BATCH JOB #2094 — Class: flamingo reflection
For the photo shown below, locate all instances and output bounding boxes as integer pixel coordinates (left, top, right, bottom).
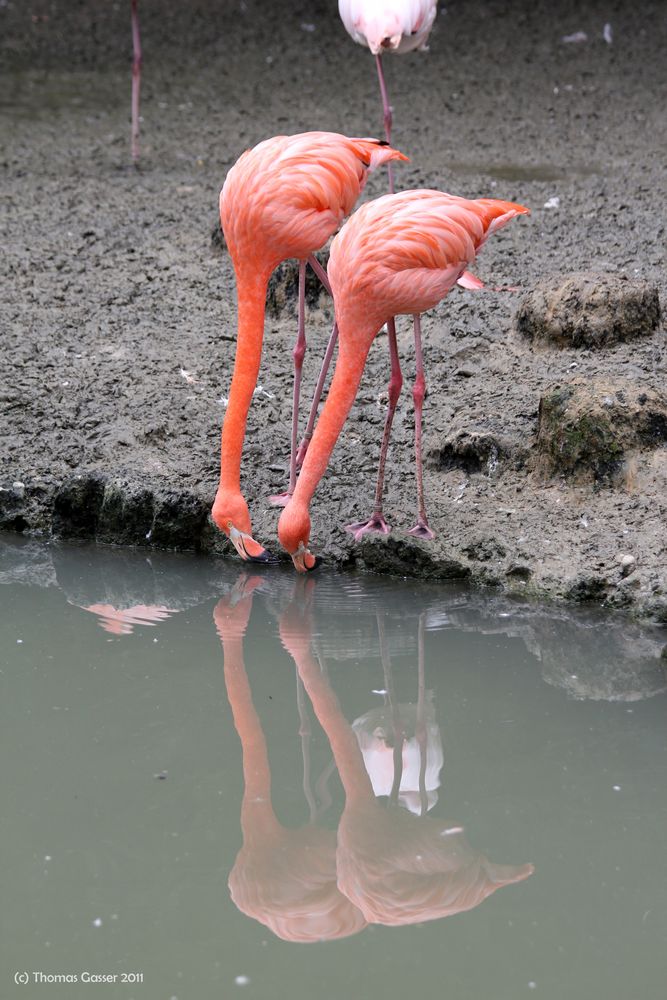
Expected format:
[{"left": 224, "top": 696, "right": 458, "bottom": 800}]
[
  {"left": 214, "top": 575, "right": 367, "bottom": 942},
  {"left": 279, "top": 580, "right": 534, "bottom": 927},
  {"left": 352, "top": 612, "right": 443, "bottom": 815},
  {"left": 81, "top": 603, "right": 177, "bottom": 635}
]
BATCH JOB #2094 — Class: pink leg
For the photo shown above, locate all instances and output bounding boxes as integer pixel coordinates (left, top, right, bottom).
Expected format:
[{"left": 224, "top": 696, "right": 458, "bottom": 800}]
[
  {"left": 306, "top": 253, "right": 331, "bottom": 296},
  {"left": 295, "top": 320, "right": 338, "bottom": 468},
  {"left": 346, "top": 318, "right": 402, "bottom": 540},
  {"left": 375, "top": 53, "right": 394, "bottom": 194},
  {"left": 131, "top": 0, "right": 141, "bottom": 165},
  {"left": 294, "top": 253, "right": 336, "bottom": 468},
  {"left": 408, "top": 314, "right": 435, "bottom": 539},
  {"left": 269, "top": 260, "right": 307, "bottom": 506}
]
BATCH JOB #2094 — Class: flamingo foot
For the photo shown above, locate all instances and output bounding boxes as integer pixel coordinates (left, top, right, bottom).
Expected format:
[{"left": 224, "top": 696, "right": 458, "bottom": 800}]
[
  {"left": 346, "top": 514, "right": 392, "bottom": 542},
  {"left": 268, "top": 492, "right": 292, "bottom": 508},
  {"left": 408, "top": 521, "right": 435, "bottom": 541}
]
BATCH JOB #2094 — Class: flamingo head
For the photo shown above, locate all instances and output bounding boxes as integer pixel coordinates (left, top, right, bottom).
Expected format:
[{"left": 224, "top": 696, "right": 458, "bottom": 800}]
[
  {"left": 278, "top": 502, "right": 321, "bottom": 574},
  {"left": 211, "top": 488, "right": 274, "bottom": 564}
]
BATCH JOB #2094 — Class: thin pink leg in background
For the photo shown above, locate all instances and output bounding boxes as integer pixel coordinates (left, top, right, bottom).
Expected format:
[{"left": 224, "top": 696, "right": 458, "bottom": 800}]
[{"left": 131, "top": 0, "right": 142, "bottom": 164}]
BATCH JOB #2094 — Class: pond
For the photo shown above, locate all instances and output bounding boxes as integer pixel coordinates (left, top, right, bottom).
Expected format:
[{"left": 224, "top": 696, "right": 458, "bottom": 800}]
[{"left": 1, "top": 537, "right": 666, "bottom": 999}]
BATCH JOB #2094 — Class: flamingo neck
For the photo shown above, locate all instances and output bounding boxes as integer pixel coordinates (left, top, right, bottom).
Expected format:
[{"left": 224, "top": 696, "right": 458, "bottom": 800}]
[
  {"left": 222, "top": 644, "right": 281, "bottom": 836},
  {"left": 291, "top": 330, "right": 375, "bottom": 509},
  {"left": 219, "top": 266, "right": 271, "bottom": 493},
  {"left": 294, "top": 650, "right": 376, "bottom": 805}
]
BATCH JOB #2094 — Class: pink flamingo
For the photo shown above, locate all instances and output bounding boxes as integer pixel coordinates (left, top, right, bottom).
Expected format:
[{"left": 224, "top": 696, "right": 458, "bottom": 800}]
[
  {"left": 211, "top": 132, "right": 407, "bottom": 564},
  {"left": 130, "top": 1, "right": 141, "bottom": 164},
  {"left": 338, "top": 1, "right": 437, "bottom": 194},
  {"left": 278, "top": 190, "right": 529, "bottom": 570}
]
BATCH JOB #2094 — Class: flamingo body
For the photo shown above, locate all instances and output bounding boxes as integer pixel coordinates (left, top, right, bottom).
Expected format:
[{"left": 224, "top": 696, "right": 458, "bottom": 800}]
[
  {"left": 339, "top": 0, "right": 437, "bottom": 55},
  {"left": 211, "top": 132, "right": 407, "bottom": 562},
  {"left": 278, "top": 190, "right": 529, "bottom": 567}
]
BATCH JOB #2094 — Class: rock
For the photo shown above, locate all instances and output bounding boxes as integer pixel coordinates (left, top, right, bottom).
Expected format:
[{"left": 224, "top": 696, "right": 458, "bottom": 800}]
[
  {"left": 52, "top": 473, "right": 106, "bottom": 539},
  {"left": 97, "top": 479, "right": 156, "bottom": 546},
  {"left": 266, "top": 250, "right": 330, "bottom": 317},
  {"left": 357, "top": 533, "right": 471, "bottom": 582},
  {"left": 618, "top": 553, "right": 637, "bottom": 577},
  {"left": 535, "top": 380, "right": 667, "bottom": 482},
  {"left": 428, "top": 429, "right": 523, "bottom": 475},
  {"left": 515, "top": 272, "right": 661, "bottom": 348}
]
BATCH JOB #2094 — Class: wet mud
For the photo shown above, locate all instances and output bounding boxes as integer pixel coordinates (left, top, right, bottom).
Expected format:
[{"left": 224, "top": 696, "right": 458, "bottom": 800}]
[{"left": 1, "top": 0, "right": 666, "bottom": 621}]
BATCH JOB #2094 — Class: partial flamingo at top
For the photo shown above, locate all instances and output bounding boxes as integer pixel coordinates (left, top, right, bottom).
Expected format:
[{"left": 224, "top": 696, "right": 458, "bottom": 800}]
[{"left": 339, "top": 0, "right": 438, "bottom": 55}]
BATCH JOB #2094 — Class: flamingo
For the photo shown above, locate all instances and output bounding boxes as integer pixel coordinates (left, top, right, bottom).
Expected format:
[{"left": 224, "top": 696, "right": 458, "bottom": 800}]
[
  {"left": 278, "top": 190, "right": 529, "bottom": 570},
  {"left": 211, "top": 131, "right": 407, "bottom": 564},
  {"left": 338, "top": 1, "right": 438, "bottom": 194},
  {"left": 214, "top": 578, "right": 367, "bottom": 942},
  {"left": 130, "top": 1, "right": 141, "bottom": 164},
  {"left": 280, "top": 584, "right": 534, "bottom": 927}
]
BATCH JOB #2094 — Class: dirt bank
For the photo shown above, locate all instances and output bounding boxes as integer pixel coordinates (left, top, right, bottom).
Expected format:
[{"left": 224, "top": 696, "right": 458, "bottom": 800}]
[{"left": 1, "top": 0, "right": 666, "bottom": 621}]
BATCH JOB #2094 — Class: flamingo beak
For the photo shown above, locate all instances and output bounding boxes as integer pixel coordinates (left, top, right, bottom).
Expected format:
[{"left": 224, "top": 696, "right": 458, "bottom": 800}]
[
  {"left": 229, "top": 525, "right": 276, "bottom": 564},
  {"left": 291, "top": 542, "right": 322, "bottom": 574}
]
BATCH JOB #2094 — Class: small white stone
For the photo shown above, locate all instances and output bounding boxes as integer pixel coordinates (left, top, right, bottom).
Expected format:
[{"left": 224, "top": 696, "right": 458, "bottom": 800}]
[
  {"left": 613, "top": 785, "right": 621, "bottom": 791},
  {"left": 92, "top": 918, "right": 103, "bottom": 927},
  {"left": 235, "top": 975, "right": 250, "bottom": 986}
]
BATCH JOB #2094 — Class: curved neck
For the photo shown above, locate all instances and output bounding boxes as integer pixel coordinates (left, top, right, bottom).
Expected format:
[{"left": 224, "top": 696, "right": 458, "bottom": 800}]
[
  {"left": 291, "top": 330, "right": 375, "bottom": 508},
  {"left": 286, "top": 629, "right": 375, "bottom": 806},
  {"left": 221, "top": 634, "right": 281, "bottom": 836},
  {"left": 219, "top": 266, "right": 271, "bottom": 493}
]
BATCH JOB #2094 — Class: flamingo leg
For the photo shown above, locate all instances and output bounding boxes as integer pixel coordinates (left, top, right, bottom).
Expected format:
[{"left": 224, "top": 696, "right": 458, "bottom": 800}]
[
  {"left": 377, "top": 614, "right": 404, "bottom": 804},
  {"left": 271, "top": 255, "right": 338, "bottom": 501},
  {"left": 408, "top": 314, "right": 435, "bottom": 539},
  {"left": 346, "top": 318, "right": 402, "bottom": 540},
  {"left": 375, "top": 53, "right": 394, "bottom": 193},
  {"left": 415, "top": 612, "right": 429, "bottom": 817},
  {"left": 293, "top": 253, "right": 338, "bottom": 468},
  {"left": 130, "top": 0, "right": 141, "bottom": 165},
  {"left": 270, "top": 260, "right": 307, "bottom": 506}
]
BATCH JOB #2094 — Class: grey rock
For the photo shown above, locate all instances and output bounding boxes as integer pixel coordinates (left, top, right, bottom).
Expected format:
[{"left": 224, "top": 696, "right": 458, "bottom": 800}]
[
  {"left": 535, "top": 380, "right": 667, "bottom": 482},
  {"left": 515, "top": 272, "right": 661, "bottom": 348}
]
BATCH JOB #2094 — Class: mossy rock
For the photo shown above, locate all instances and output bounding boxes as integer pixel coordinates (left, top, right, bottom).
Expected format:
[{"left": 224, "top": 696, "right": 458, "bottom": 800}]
[
  {"left": 515, "top": 272, "right": 661, "bottom": 348},
  {"left": 266, "top": 250, "right": 330, "bottom": 317},
  {"left": 536, "top": 380, "right": 667, "bottom": 482}
]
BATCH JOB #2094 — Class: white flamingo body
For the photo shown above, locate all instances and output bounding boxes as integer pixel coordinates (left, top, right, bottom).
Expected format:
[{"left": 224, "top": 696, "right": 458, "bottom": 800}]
[{"left": 338, "top": 0, "right": 437, "bottom": 55}]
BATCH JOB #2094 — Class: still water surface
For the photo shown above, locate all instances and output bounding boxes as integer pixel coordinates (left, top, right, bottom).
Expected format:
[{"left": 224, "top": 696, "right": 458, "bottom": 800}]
[{"left": 1, "top": 538, "right": 666, "bottom": 999}]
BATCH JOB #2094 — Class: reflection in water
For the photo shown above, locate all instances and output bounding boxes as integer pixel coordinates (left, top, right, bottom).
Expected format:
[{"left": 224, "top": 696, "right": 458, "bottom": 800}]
[
  {"left": 352, "top": 614, "right": 443, "bottom": 815},
  {"left": 81, "top": 603, "right": 177, "bottom": 635},
  {"left": 279, "top": 580, "right": 534, "bottom": 929},
  {"left": 214, "top": 576, "right": 367, "bottom": 942},
  {"left": 3, "top": 538, "right": 664, "bottom": 701},
  {"left": 49, "top": 543, "right": 224, "bottom": 636}
]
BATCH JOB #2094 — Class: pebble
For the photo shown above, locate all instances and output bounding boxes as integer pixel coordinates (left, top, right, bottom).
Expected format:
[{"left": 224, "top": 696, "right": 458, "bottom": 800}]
[{"left": 618, "top": 553, "right": 636, "bottom": 576}]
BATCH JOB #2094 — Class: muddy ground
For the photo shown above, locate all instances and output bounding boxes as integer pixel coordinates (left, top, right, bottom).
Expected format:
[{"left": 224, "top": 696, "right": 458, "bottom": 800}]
[{"left": 1, "top": 0, "right": 666, "bottom": 621}]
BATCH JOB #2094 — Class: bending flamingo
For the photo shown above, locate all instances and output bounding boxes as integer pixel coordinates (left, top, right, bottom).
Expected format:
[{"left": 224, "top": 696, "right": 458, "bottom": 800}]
[
  {"left": 338, "top": 0, "right": 437, "bottom": 193},
  {"left": 278, "top": 190, "right": 529, "bottom": 571},
  {"left": 212, "top": 132, "right": 406, "bottom": 563}
]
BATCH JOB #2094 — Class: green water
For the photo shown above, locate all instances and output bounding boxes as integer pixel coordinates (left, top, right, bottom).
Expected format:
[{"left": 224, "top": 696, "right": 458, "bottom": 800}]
[{"left": 1, "top": 537, "right": 666, "bottom": 1000}]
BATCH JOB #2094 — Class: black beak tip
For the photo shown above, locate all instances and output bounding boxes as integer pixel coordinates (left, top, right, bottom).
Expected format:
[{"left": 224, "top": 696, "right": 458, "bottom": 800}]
[{"left": 247, "top": 548, "right": 280, "bottom": 565}]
